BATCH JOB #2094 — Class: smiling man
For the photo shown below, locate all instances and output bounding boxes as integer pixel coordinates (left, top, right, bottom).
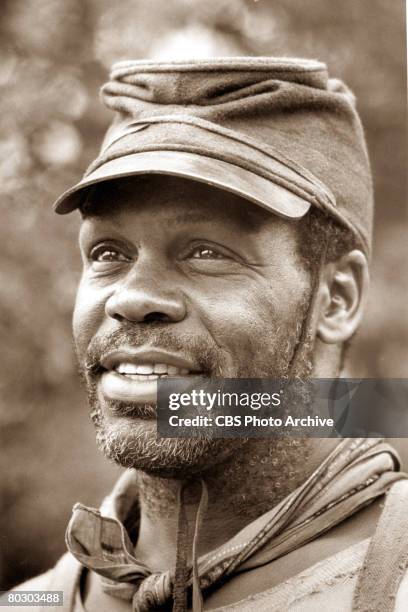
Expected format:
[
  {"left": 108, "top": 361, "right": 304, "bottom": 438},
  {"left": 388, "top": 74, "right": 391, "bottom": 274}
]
[
  {"left": 10, "top": 58, "right": 408, "bottom": 611},
  {"left": 77, "top": 174, "right": 316, "bottom": 476}
]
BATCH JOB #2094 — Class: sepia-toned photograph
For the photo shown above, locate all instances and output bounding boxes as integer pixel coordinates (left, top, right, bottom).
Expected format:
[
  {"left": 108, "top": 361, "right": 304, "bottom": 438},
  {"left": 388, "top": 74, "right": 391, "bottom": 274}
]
[{"left": 0, "top": 1, "right": 407, "bottom": 610}]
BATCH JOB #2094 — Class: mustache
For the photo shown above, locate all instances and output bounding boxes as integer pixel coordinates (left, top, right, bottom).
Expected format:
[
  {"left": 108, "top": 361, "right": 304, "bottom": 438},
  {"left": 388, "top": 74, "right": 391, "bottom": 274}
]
[{"left": 81, "top": 322, "right": 226, "bottom": 377}]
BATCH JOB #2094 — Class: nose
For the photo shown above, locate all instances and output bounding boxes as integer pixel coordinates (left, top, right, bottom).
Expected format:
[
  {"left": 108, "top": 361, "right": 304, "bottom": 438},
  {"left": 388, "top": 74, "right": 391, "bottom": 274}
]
[{"left": 105, "top": 266, "right": 187, "bottom": 324}]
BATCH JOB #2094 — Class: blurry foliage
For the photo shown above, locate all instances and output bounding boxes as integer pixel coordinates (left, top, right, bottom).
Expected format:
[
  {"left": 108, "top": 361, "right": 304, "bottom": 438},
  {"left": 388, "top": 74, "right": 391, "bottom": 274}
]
[{"left": 0, "top": 0, "right": 406, "bottom": 589}]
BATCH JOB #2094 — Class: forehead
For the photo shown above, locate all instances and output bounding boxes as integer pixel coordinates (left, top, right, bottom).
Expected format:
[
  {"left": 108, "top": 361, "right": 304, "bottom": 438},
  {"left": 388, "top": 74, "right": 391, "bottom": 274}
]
[{"left": 80, "top": 175, "right": 281, "bottom": 232}]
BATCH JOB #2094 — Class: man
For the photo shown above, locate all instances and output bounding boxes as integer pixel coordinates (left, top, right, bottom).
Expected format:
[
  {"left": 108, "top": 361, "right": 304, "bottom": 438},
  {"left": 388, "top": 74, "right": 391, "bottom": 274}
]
[{"left": 9, "top": 57, "right": 408, "bottom": 611}]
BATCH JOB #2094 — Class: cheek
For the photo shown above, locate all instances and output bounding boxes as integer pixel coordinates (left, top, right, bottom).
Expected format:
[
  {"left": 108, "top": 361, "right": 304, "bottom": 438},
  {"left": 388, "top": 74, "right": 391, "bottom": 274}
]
[
  {"left": 192, "top": 271, "right": 310, "bottom": 351},
  {"left": 72, "top": 277, "right": 107, "bottom": 359},
  {"left": 191, "top": 284, "right": 272, "bottom": 349}
]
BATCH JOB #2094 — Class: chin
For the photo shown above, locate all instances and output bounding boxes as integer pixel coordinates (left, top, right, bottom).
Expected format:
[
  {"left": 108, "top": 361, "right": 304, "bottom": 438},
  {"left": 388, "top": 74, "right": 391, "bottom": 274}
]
[{"left": 93, "top": 412, "right": 242, "bottom": 477}]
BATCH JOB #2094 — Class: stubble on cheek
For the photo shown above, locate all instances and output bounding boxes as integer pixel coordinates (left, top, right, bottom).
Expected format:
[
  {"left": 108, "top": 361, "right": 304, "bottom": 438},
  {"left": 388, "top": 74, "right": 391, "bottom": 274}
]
[{"left": 230, "top": 281, "right": 313, "bottom": 379}]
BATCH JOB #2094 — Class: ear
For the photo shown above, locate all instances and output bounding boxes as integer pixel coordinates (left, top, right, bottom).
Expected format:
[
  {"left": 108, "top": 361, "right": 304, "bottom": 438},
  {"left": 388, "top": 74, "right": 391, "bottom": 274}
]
[{"left": 316, "top": 250, "right": 369, "bottom": 344}]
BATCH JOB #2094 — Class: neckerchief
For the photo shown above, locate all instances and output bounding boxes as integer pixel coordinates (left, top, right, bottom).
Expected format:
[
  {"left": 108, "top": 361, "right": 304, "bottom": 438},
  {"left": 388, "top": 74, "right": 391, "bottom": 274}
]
[{"left": 66, "top": 439, "right": 405, "bottom": 611}]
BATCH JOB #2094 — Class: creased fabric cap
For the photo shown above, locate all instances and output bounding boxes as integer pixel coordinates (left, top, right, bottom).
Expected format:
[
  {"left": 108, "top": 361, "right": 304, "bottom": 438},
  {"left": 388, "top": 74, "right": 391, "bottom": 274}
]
[{"left": 53, "top": 57, "right": 373, "bottom": 254}]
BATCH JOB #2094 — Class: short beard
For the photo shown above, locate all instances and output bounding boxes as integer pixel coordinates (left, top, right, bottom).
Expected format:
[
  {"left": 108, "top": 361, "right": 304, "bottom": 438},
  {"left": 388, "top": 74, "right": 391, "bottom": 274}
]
[
  {"left": 78, "top": 288, "right": 315, "bottom": 477},
  {"left": 89, "top": 400, "right": 246, "bottom": 477}
]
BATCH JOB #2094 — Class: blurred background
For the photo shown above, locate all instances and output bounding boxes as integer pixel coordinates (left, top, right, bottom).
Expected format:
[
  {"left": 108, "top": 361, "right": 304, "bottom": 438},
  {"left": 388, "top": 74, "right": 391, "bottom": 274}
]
[{"left": 0, "top": 0, "right": 406, "bottom": 590}]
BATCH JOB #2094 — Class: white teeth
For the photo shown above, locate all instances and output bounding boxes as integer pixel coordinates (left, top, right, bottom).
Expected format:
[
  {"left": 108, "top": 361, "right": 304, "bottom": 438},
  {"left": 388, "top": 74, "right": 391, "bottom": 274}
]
[
  {"left": 115, "top": 362, "right": 191, "bottom": 377},
  {"left": 136, "top": 374, "right": 157, "bottom": 381},
  {"left": 116, "top": 363, "right": 139, "bottom": 375},
  {"left": 168, "top": 365, "right": 181, "bottom": 376},
  {"left": 136, "top": 364, "right": 153, "bottom": 374}
]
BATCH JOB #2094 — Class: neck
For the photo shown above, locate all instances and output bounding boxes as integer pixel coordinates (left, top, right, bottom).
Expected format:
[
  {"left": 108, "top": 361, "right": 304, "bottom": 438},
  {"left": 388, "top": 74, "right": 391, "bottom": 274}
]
[{"left": 133, "top": 438, "right": 339, "bottom": 572}]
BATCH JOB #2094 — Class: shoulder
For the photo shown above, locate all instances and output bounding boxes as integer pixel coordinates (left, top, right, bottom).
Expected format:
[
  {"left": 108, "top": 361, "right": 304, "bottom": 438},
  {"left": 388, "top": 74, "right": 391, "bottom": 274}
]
[
  {"left": 1, "top": 571, "right": 54, "bottom": 612},
  {"left": 209, "top": 541, "right": 408, "bottom": 611},
  {"left": 3, "top": 553, "right": 83, "bottom": 612},
  {"left": 11, "top": 569, "right": 54, "bottom": 591}
]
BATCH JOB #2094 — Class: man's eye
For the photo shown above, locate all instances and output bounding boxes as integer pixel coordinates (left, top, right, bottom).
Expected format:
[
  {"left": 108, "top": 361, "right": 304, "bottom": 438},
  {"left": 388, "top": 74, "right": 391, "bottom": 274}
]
[
  {"left": 189, "top": 247, "right": 227, "bottom": 260},
  {"left": 90, "top": 246, "right": 129, "bottom": 263}
]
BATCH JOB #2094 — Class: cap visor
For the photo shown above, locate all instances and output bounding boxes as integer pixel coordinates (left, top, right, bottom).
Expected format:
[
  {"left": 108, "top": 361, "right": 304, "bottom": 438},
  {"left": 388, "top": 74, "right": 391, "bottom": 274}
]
[{"left": 53, "top": 151, "right": 311, "bottom": 219}]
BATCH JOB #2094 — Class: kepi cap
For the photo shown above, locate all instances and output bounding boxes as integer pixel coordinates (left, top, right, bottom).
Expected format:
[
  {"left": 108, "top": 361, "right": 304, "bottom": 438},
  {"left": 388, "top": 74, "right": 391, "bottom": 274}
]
[{"left": 53, "top": 57, "right": 373, "bottom": 254}]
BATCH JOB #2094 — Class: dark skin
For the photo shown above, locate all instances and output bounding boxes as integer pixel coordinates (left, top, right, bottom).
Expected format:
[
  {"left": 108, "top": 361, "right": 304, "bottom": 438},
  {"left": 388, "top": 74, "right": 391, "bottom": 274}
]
[
  {"left": 75, "top": 177, "right": 311, "bottom": 378},
  {"left": 74, "top": 175, "right": 370, "bottom": 607}
]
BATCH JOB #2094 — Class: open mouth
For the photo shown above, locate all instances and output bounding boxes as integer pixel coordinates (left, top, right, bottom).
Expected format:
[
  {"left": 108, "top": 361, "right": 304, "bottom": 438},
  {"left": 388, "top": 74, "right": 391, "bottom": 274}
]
[
  {"left": 114, "top": 362, "right": 192, "bottom": 381},
  {"left": 98, "top": 348, "right": 202, "bottom": 405}
]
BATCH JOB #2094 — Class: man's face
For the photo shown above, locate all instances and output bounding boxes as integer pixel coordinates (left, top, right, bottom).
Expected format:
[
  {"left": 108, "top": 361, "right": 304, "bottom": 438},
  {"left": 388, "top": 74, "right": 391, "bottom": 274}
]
[{"left": 74, "top": 176, "right": 313, "bottom": 475}]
